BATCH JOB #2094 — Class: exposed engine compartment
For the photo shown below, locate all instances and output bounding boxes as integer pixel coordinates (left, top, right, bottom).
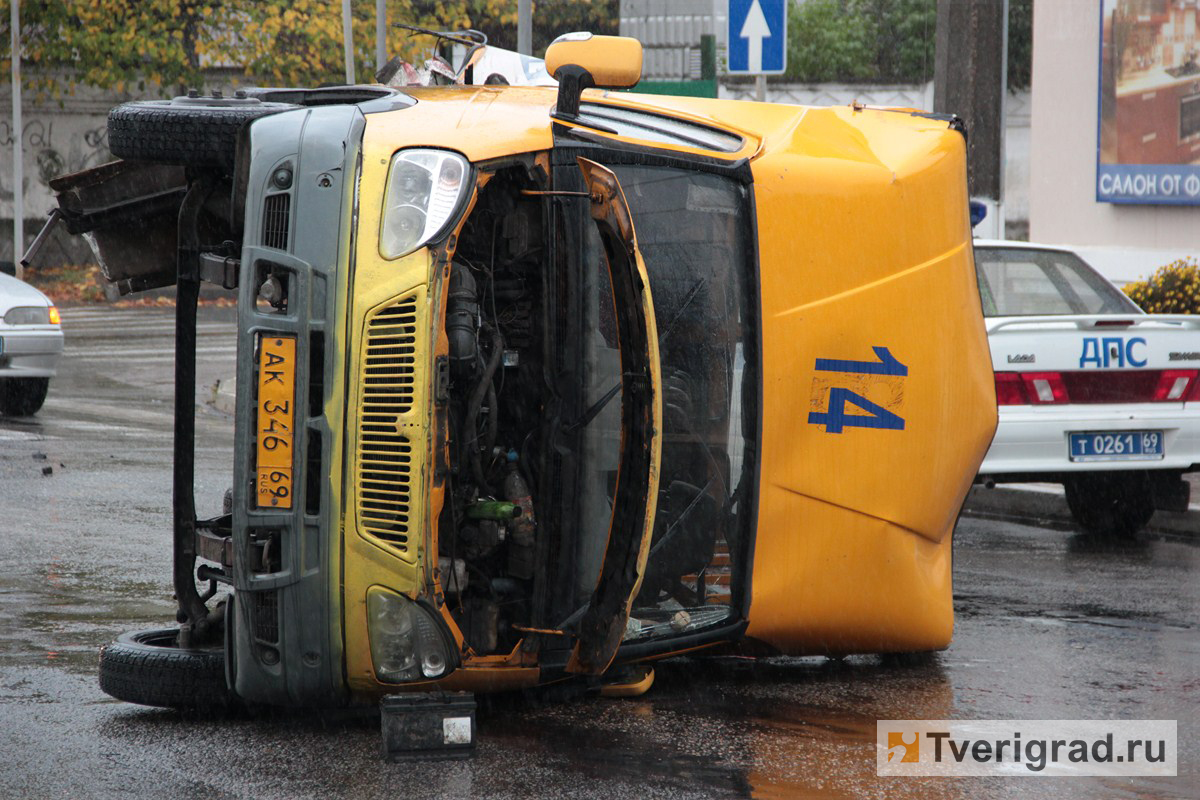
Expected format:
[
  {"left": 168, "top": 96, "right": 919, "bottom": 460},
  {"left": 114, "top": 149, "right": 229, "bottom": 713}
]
[
  {"left": 439, "top": 164, "right": 546, "bottom": 655},
  {"left": 435, "top": 157, "right": 755, "bottom": 660}
]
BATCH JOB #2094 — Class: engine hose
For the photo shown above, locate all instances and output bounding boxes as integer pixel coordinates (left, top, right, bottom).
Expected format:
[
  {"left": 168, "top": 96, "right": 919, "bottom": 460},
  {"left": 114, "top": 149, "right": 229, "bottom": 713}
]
[
  {"left": 464, "top": 326, "right": 504, "bottom": 492},
  {"left": 484, "top": 380, "right": 499, "bottom": 459}
]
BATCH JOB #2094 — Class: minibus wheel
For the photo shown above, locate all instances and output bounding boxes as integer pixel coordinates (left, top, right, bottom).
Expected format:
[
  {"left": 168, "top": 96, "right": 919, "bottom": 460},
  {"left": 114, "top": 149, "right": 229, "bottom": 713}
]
[
  {"left": 98, "top": 628, "right": 234, "bottom": 709},
  {"left": 107, "top": 93, "right": 296, "bottom": 171}
]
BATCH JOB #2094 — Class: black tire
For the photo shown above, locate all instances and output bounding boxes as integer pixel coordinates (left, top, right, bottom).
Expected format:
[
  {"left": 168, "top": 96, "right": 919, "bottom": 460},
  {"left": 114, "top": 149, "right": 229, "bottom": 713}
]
[
  {"left": 1065, "top": 472, "right": 1155, "bottom": 538},
  {"left": 98, "top": 628, "right": 233, "bottom": 709},
  {"left": 108, "top": 97, "right": 295, "bottom": 170},
  {"left": 0, "top": 377, "right": 49, "bottom": 416}
]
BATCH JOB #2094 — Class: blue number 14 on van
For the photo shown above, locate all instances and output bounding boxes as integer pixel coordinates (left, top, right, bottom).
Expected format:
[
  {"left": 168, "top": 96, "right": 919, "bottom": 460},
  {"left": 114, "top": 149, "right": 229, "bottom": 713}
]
[{"left": 808, "top": 347, "right": 907, "bottom": 434}]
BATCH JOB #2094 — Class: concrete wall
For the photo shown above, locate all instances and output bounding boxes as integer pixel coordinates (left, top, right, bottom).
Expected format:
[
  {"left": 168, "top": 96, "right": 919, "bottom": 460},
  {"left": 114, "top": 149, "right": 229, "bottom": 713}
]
[
  {"left": 620, "top": 0, "right": 727, "bottom": 81},
  {"left": 1, "top": 75, "right": 247, "bottom": 266},
  {"left": 1030, "top": 0, "right": 1199, "bottom": 283},
  {"left": 0, "top": 80, "right": 138, "bottom": 264}
]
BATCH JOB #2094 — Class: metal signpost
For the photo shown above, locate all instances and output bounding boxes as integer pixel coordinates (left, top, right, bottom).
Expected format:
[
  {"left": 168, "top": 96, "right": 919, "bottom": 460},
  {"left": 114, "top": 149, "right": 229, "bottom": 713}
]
[
  {"left": 518, "top": 0, "right": 531, "bottom": 55},
  {"left": 376, "top": 0, "right": 387, "bottom": 72},
  {"left": 726, "top": 0, "right": 787, "bottom": 101},
  {"left": 11, "top": 0, "right": 23, "bottom": 277},
  {"left": 342, "top": 0, "right": 355, "bottom": 85}
]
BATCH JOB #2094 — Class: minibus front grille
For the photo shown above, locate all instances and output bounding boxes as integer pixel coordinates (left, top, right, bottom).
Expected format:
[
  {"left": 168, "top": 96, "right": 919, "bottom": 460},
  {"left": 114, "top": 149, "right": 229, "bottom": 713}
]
[
  {"left": 362, "top": 300, "right": 417, "bottom": 413},
  {"left": 252, "top": 590, "right": 279, "bottom": 644},
  {"left": 355, "top": 294, "right": 419, "bottom": 558},
  {"left": 261, "top": 193, "right": 291, "bottom": 250}
]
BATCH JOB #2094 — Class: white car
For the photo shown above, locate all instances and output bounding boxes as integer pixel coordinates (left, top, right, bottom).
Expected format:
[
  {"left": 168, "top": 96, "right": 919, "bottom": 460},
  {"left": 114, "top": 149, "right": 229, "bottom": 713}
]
[
  {"left": 0, "top": 270, "right": 64, "bottom": 416},
  {"left": 973, "top": 241, "right": 1200, "bottom": 536}
]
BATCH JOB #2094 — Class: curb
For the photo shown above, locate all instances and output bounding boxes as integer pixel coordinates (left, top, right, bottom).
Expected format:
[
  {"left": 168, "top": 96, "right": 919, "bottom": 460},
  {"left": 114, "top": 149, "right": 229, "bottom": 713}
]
[
  {"left": 962, "top": 484, "right": 1199, "bottom": 537},
  {"left": 209, "top": 377, "right": 236, "bottom": 415}
]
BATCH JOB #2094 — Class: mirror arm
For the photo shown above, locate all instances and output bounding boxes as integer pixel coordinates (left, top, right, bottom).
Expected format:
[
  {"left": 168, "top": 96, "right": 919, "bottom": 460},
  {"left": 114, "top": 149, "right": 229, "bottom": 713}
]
[{"left": 553, "top": 64, "right": 595, "bottom": 119}]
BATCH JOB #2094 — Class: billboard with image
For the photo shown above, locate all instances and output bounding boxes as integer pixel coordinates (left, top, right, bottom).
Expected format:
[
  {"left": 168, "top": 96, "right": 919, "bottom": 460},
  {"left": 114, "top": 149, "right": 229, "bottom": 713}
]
[{"left": 1098, "top": 0, "right": 1200, "bottom": 204}]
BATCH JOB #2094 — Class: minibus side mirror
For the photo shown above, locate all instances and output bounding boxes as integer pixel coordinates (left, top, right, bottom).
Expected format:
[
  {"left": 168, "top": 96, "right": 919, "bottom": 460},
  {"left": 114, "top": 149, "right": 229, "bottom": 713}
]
[{"left": 547, "top": 33, "right": 642, "bottom": 117}]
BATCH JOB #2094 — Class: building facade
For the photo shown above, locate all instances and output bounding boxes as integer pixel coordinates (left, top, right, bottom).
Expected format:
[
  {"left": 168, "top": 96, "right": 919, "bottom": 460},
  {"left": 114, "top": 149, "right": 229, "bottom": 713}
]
[{"left": 1031, "top": 0, "right": 1198, "bottom": 282}]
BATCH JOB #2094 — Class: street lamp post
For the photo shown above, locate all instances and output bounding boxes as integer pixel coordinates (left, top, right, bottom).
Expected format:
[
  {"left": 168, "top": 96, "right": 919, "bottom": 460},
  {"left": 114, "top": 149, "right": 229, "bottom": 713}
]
[
  {"left": 376, "top": 0, "right": 386, "bottom": 72},
  {"left": 10, "top": 0, "right": 23, "bottom": 279},
  {"left": 342, "top": 0, "right": 356, "bottom": 85},
  {"left": 518, "top": 0, "right": 531, "bottom": 55}
]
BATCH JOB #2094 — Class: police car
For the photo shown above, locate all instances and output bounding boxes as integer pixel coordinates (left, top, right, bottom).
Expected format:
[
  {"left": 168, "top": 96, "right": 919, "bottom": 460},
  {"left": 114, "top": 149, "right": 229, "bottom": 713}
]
[{"left": 974, "top": 241, "right": 1200, "bottom": 536}]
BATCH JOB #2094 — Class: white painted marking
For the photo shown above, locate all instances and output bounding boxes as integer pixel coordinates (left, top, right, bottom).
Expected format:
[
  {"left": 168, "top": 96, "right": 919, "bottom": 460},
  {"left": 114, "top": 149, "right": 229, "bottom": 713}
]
[{"left": 0, "top": 429, "right": 44, "bottom": 441}]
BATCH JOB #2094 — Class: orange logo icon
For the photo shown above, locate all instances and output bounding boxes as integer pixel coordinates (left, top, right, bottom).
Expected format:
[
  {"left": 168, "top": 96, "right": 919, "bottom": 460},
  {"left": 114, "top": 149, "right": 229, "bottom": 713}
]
[{"left": 887, "top": 731, "right": 919, "bottom": 763}]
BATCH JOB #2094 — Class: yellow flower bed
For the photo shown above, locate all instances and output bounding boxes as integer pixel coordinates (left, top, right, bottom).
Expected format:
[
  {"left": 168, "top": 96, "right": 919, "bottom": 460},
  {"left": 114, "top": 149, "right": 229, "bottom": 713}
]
[{"left": 1123, "top": 258, "right": 1200, "bottom": 314}]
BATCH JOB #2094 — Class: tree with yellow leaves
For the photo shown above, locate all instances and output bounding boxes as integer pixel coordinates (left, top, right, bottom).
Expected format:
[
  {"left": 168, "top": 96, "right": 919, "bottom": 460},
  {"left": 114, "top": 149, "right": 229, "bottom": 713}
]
[{"left": 2, "top": 0, "right": 615, "bottom": 95}]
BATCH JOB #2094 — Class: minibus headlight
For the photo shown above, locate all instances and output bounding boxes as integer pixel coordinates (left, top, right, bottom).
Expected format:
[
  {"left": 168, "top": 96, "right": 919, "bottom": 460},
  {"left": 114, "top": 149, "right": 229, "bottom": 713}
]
[
  {"left": 379, "top": 149, "right": 470, "bottom": 259},
  {"left": 366, "top": 588, "right": 454, "bottom": 682}
]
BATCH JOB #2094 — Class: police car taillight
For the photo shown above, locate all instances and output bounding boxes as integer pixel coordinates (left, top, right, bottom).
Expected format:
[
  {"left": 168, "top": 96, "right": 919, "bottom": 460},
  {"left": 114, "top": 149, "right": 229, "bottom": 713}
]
[
  {"left": 1154, "top": 369, "right": 1200, "bottom": 402},
  {"left": 1024, "top": 372, "right": 1069, "bottom": 404},
  {"left": 994, "top": 372, "right": 1029, "bottom": 405},
  {"left": 998, "top": 369, "right": 1200, "bottom": 405},
  {"left": 994, "top": 372, "right": 1069, "bottom": 405},
  {"left": 993, "top": 372, "right": 1067, "bottom": 405}
]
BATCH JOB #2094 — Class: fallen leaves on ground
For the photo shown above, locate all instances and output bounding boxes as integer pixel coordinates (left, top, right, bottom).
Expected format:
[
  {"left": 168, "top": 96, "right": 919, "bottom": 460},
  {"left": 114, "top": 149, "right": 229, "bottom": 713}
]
[
  {"left": 112, "top": 295, "right": 238, "bottom": 308},
  {"left": 23, "top": 263, "right": 237, "bottom": 308},
  {"left": 24, "top": 264, "right": 108, "bottom": 304}
]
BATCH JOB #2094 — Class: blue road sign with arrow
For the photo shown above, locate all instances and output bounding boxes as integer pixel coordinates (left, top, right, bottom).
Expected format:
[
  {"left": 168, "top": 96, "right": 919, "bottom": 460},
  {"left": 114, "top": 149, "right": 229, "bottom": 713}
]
[{"left": 727, "top": 0, "right": 787, "bottom": 75}]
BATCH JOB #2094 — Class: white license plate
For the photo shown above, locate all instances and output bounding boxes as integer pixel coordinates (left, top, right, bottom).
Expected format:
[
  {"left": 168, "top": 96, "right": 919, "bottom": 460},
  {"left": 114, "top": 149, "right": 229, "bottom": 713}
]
[{"left": 1068, "top": 431, "right": 1164, "bottom": 462}]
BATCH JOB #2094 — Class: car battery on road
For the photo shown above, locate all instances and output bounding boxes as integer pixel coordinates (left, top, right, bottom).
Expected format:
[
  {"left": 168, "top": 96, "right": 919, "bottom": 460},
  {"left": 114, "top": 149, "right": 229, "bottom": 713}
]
[{"left": 380, "top": 692, "right": 477, "bottom": 760}]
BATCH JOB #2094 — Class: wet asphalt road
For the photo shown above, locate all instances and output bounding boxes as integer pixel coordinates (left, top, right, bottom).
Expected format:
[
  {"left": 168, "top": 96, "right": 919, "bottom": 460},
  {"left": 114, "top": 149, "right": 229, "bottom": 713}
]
[{"left": 1, "top": 306, "right": 1197, "bottom": 799}]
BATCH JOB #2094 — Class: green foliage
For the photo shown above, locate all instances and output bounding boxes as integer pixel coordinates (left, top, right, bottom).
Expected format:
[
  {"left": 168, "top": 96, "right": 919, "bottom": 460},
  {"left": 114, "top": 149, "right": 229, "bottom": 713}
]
[
  {"left": 1122, "top": 258, "right": 1200, "bottom": 315},
  {"left": 786, "top": 0, "right": 875, "bottom": 83},
  {"left": 3, "top": 0, "right": 1029, "bottom": 92},
  {"left": 1007, "top": 0, "right": 1032, "bottom": 91},
  {"left": 4, "top": 0, "right": 214, "bottom": 94},
  {"left": 0, "top": 0, "right": 615, "bottom": 95},
  {"left": 4, "top": 0, "right": 371, "bottom": 94},
  {"left": 855, "top": 0, "right": 937, "bottom": 83},
  {"left": 469, "top": 0, "right": 618, "bottom": 54},
  {"left": 783, "top": 0, "right": 1033, "bottom": 88}
]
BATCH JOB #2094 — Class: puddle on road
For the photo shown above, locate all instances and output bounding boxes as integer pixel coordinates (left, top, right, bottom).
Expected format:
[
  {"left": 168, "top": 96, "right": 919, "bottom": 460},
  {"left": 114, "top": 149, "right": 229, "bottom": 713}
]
[
  {"left": 471, "top": 656, "right": 963, "bottom": 799},
  {"left": 0, "top": 565, "right": 176, "bottom": 675},
  {"left": 88, "top": 655, "right": 967, "bottom": 799},
  {"left": 1006, "top": 609, "right": 1191, "bottom": 634}
]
